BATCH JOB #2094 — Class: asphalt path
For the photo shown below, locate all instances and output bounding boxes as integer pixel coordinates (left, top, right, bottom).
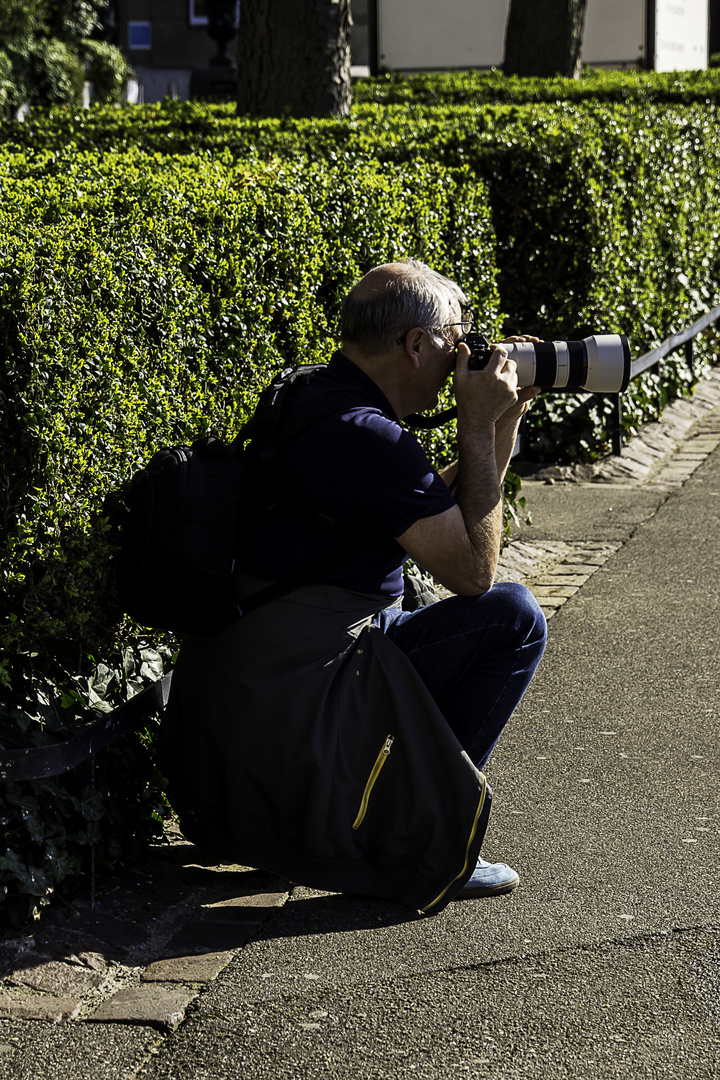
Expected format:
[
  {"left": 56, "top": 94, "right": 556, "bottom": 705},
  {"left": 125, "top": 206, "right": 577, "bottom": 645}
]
[{"left": 133, "top": 444, "right": 719, "bottom": 1079}]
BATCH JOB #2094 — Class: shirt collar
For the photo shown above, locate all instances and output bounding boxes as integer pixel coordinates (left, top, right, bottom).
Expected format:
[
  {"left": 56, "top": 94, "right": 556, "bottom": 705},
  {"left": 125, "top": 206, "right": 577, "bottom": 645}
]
[{"left": 329, "top": 351, "right": 400, "bottom": 422}]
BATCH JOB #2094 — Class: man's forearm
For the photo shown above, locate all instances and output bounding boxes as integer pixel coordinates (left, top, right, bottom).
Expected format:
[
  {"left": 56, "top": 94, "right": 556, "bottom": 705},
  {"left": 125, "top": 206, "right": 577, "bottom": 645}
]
[
  {"left": 439, "top": 412, "right": 524, "bottom": 491},
  {"left": 454, "top": 418, "right": 504, "bottom": 590},
  {"left": 495, "top": 413, "right": 524, "bottom": 481}
]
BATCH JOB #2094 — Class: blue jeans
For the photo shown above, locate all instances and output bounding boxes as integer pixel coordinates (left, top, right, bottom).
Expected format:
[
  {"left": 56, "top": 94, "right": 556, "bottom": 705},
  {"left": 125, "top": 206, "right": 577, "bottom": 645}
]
[{"left": 373, "top": 582, "right": 547, "bottom": 769}]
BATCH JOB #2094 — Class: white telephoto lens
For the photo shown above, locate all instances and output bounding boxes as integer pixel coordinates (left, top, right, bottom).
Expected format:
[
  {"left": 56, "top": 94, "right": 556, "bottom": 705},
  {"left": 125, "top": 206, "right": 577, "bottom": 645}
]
[
  {"left": 583, "top": 335, "right": 631, "bottom": 393},
  {"left": 490, "top": 334, "right": 629, "bottom": 392},
  {"left": 504, "top": 341, "right": 538, "bottom": 387}
]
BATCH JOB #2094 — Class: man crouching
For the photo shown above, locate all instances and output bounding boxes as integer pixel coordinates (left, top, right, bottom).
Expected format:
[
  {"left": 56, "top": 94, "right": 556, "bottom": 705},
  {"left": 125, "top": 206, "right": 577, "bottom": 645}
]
[{"left": 160, "top": 259, "right": 546, "bottom": 913}]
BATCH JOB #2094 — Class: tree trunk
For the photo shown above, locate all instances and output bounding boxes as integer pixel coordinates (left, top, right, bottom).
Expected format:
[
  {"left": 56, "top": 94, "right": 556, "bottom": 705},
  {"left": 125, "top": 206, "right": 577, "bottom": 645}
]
[
  {"left": 237, "top": 0, "right": 352, "bottom": 118},
  {"left": 504, "top": 0, "right": 589, "bottom": 78}
]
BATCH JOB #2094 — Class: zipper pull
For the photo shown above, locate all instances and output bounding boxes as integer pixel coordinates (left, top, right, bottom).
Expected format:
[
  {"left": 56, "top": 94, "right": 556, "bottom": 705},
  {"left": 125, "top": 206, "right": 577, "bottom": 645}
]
[{"left": 383, "top": 736, "right": 394, "bottom": 754}]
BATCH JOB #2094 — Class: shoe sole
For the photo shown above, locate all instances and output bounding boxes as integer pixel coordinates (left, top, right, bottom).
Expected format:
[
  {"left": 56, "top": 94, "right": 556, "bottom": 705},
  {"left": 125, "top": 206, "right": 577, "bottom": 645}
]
[{"left": 456, "top": 874, "right": 520, "bottom": 899}]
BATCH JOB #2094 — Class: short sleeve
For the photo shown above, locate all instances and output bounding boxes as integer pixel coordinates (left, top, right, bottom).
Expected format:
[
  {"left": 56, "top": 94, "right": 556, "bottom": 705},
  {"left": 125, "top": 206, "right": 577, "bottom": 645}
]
[{"left": 292, "top": 407, "right": 456, "bottom": 538}]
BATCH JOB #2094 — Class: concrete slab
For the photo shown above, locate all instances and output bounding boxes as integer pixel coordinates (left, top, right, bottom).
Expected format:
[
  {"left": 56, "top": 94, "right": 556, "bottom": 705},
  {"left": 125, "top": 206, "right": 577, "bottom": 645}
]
[
  {"left": 8, "top": 960, "right": 104, "bottom": 997},
  {"left": 518, "top": 482, "right": 666, "bottom": 543},
  {"left": 141, "top": 951, "right": 233, "bottom": 983},
  {"left": 0, "top": 993, "right": 82, "bottom": 1022},
  {"left": 86, "top": 985, "right": 198, "bottom": 1030}
]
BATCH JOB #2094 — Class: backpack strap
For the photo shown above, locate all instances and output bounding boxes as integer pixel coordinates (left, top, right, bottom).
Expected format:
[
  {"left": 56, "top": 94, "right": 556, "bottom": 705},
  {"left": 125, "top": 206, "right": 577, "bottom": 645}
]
[
  {"left": 231, "top": 366, "right": 373, "bottom": 617},
  {"left": 237, "top": 365, "right": 358, "bottom": 450},
  {"left": 239, "top": 365, "right": 368, "bottom": 531},
  {"left": 231, "top": 364, "right": 328, "bottom": 449}
]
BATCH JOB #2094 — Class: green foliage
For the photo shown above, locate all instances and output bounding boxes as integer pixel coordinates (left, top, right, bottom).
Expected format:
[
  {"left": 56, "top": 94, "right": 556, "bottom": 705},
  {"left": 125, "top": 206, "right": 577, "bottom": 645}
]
[
  {"left": 0, "top": 145, "right": 498, "bottom": 923},
  {"left": 0, "top": 643, "right": 171, "bottom": 925},
  {"left": 0, "top": 0, "right": 105, "bottom": 50},
  {"left": 0, "top": 0, "right": 125, "bottom": 111},
  {"left": 27, "top": 36, "right": 85, "bottom": 106},
  {"left": 3, "top": 70, "right": 720, "bottom": 921},
  {"left": 45, "top": 0, "right": 104, "bottom": 45},
  {"left": 0, "top": 51, "right": 13, "bottom": 113},
  {"left": 0, "top": 1, "right": 47, "bottom": 52},
  {"left": 353, "top": 67, "right": 720, "bottom": 107},
  {"left": 80, "top": 38, "right": 132, "bottom": 104},
  {"left": 15, "top": 94, "right": 713, "bottom": 462}
]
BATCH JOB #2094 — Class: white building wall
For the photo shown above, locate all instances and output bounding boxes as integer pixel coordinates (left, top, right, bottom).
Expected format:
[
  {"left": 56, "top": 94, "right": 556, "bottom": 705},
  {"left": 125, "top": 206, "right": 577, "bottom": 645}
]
[
  {"left": 655, "top": 0, "right": 709, "bottom": 70},
  {"left": 377, "top": 0, "right": 507, "bottom": 71},
  {"left": 376, "top": 0, "right": 707, "bottom": 72},
  {"left": 582, "top": 0, "right": 646, "bottom": 66}
]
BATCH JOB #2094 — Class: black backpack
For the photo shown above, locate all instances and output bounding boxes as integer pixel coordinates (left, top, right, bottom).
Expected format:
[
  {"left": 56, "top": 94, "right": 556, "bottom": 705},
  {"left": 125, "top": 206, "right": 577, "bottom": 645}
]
[{"left": 113, "top": 365, "right": 357, "bottom": 636}]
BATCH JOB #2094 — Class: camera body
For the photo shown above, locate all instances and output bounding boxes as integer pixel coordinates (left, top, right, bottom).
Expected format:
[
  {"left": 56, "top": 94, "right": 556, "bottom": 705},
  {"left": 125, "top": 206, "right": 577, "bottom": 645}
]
[{"left": 465, "top": 332, "right": 630, "bottom": 394}]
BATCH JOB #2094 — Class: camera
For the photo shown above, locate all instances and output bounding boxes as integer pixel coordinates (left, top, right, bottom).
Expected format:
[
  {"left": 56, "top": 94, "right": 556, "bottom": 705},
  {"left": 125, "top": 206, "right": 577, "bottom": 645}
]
[{"left": 465, "top": 332, "right": 630, "bottom": 394}]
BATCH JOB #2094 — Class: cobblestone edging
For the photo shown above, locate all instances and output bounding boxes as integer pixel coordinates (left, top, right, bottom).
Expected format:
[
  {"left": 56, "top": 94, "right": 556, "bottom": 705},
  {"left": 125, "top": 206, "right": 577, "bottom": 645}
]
[
  {"left": 0, "top": 847, "right": 289, "bottom": 1030},
  {"left": 498, "top": 539, "right": 623, "bottom": 620},
  {"left": 595, "top": 367, "right": 720, "bottom": 487}
]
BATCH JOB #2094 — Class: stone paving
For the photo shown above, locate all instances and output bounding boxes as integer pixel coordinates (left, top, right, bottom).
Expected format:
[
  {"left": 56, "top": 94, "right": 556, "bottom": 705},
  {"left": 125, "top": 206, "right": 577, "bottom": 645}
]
[
  {"left": 1, "top": 369, "right": 720, "bottom": 1040},
  {"left": 0, "top": 838, "right": 289, "bottom": 1031}
]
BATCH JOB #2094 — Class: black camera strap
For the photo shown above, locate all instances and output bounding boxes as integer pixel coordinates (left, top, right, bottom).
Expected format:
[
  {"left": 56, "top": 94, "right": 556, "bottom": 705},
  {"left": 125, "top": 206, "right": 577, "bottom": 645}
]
[{"left": 404, "top": 405, "right": 458, "bottom": 430}]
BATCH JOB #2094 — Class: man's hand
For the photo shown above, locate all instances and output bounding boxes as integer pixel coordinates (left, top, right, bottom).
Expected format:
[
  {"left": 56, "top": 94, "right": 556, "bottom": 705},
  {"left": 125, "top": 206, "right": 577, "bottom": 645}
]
[
  {"left": 494, "top": 335, "right": 542, "bottom": 428},
  {"left": 483, "top": 336, "right": 541, "bottom": 480},
  {"left": 396, "top": 344, "right": 520, "bottom": 597},
  {"left": 453, "top": 341, "right": 520, "bottom": 429}
]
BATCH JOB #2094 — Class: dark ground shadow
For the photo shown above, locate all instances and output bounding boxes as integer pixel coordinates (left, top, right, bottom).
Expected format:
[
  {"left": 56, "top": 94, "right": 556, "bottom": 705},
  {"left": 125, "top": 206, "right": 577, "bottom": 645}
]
[{"left": 0, "top": 841, "right": 420, "bottom": 984}]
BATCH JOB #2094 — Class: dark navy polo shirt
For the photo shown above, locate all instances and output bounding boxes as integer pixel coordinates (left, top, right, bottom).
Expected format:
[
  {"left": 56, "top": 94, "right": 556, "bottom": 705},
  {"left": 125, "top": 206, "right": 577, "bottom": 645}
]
[{"left": 242, "top": 352, "right": 456, "bottom": 598}]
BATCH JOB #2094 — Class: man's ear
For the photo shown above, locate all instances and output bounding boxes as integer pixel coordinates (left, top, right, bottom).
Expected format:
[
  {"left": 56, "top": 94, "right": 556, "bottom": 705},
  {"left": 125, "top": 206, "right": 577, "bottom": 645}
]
[{"left": 404, "top": 327, "right": 424, "bottom": 369}]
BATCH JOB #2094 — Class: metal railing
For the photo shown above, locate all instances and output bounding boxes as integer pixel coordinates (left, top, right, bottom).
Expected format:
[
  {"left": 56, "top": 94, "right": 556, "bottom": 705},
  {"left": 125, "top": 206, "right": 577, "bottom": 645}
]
[{"left": 608, "top": 302, "right": 720, "bottom": 456}]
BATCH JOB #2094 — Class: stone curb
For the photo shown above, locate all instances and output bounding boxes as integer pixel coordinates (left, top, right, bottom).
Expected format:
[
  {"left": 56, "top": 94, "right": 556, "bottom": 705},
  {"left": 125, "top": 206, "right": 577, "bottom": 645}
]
[
  {"left": 0, "top": 847, "right": 290, "bottom": 1030},
  {"left": 515, "top": 366, "right": 720, "bottom": 488},
  {"left": 86, "top": 985, "right": 200, "bottom": 1031},
  {"left": 498, "top": 540, "right": 622, "bottom": 619}
]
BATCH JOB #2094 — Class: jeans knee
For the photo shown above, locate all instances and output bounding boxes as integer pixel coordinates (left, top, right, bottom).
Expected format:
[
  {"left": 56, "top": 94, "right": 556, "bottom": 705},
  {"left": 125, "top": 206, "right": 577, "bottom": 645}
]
[{"left": 488, "top": 581, "right": 547, "bottom": 647}]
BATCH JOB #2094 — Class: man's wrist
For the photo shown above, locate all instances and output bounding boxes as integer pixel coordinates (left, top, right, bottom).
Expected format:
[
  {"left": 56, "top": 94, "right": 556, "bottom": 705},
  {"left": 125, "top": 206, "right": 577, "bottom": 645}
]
[{"left": 457, "top": 413, "right": 498, "bottom": 440}]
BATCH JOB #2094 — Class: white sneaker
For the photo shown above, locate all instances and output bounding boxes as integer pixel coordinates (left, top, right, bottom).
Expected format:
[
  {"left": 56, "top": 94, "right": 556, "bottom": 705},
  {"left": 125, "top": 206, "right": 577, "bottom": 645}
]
[{"left": 456, "top": 858, "right": 519, "bottom": 898}]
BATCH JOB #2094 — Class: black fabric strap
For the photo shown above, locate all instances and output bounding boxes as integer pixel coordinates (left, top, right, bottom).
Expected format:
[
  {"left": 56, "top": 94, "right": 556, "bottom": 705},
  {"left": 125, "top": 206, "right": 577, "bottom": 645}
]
[
  {"left": 233, "top": 374, "right": 371, "bottom": 615},
  {"left": 404, "top": 405, "right": 458, "bottom": 429},
  {"left": 0, "top": 674, "right": 173, "bottom": 781}
]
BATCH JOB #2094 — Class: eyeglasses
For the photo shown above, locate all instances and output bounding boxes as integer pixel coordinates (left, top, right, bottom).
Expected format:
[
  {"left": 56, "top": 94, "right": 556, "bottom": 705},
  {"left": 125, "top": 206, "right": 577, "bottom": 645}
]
[
  {"left": 397, "top": 312, "right": 474, "bottom": 346},
  {"left": 443, "top": 313, "right": 474, "bottom": 336}
]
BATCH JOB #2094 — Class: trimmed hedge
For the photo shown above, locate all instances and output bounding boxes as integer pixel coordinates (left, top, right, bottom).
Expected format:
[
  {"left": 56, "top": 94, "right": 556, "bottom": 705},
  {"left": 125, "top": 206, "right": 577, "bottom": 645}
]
[
  {"left": 352, "top": 67, "right": 720, "bottom": 107},
  {"left": 6, "top": 97, "right": 716, "bottom": 457},
  {"left": 6, "top": 67, "right": 720, "bottom": 151},
  {"left": 0, "top": 147, "right": 497, "bottom": 923}
]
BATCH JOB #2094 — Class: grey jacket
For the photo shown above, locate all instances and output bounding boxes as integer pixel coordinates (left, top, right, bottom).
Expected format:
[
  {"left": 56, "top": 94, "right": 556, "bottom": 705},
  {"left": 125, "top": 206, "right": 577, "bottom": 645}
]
[{"left": 160, "top": 579, "right": 491, "bottom": 914}]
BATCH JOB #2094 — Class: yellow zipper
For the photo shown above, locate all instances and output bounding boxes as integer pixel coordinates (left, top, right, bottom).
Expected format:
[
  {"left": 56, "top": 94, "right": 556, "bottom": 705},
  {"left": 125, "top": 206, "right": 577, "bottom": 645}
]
[
  {"left": 420, "top": 773, "right": 488, "bottom": 912},
  {"left": 352, "top": 735, "right": 395, "bottom": 830}
]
